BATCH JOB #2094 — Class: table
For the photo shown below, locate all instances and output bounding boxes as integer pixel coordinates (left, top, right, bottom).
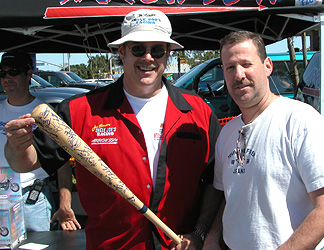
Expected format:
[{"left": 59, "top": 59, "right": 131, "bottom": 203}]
[{"left": 18, "top": 230, "right": 86, "bottom": 249}]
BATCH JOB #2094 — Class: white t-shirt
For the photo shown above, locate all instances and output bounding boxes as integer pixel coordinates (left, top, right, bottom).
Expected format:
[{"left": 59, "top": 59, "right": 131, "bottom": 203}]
[
  {"left": 124, "top": 84, "right": 168, "bottom": 189},
  {"left": 214, "top": 96, "right": 324, "bottom": 250},
  {"left": 0, "top": 98, "right": 49, "bottom": 188}
]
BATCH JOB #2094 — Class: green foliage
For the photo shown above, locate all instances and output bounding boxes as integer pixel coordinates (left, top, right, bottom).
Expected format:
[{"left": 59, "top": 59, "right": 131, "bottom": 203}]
[
  {"left": 68, "top": 64, "right": 90, "bottom": 79},
  {"left": 171, "top": 50, "right": 220, "bottom": 69},
  {"left": 63, "top": 54, "right": 111, "bottom": 79},
  {"left": 88, "top": 54, "right": 110, "bottom": 79}
]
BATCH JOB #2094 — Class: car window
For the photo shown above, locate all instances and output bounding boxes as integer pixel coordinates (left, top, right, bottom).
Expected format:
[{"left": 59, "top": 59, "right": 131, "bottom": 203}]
[
  {"left": 200, "top": 65, "right": 223, "bottom": 83},
  {"left": 47, "top": 75, "right": 61, "bottom": 87},
  {"left": 33, "top": 74, "right": 53, "bottom": 87},
  {"left": 302, "top": 53, "right": 320, "bottom": 89},
  {"left": 269, "top": 60, "right": 305, "bottom": 96},
  {"left": 57, "top": 72, "right": 77, "bottom": 84},
  {"left": 66, "top": 72, "right": 84, "bottom": 83},
  {"left": 294, "top": 53, "right": 320, "bottom": 112},
  {"left": 198, "top": 65, "right": 224, "bottom": 95}
]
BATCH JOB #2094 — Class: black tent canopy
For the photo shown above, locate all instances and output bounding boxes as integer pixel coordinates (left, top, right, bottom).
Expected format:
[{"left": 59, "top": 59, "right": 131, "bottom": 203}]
[{"left": 0, "top": 0, "right": 323, "bottom": 53}]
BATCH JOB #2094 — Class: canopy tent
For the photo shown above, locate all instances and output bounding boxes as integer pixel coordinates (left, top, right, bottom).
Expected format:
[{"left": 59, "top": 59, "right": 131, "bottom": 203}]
[{"left": 0, "top": 0, "right": 323, "bottom": 53}]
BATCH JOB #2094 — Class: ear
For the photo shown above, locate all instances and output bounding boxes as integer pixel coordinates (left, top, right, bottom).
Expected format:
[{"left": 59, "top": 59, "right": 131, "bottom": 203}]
[
  {"left": 26, "top": 69, "right": 33, "bottom": 78},
  {"left": 118, "top": 45, "right": 125, "bottom": 58},
  {"left": 264, "top": 57, "right": 273, "bottom": 77},
  {"left": 166, "top": 46, "right": 171, "bottom": 58}
]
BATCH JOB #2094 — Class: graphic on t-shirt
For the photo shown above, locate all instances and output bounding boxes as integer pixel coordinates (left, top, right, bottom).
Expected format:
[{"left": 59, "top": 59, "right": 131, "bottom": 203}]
[
  {"left": 0, "top": 121, "right": 6, "bottom": 135},
  {"left": 154, "top": 123, "right": 164, "bottom": 140},
  {"left": 228, "top": 147, "right": 255, "bottom": 174}
]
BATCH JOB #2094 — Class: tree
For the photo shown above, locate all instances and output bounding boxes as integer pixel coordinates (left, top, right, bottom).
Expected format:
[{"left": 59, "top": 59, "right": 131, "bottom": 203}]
[
  {"left": 287, "top": 37, "right": 299, "bottom": 91},
  {"left": 68, "top": 64, "right": 90, "bottom": 79},
  {"left": 171, "top": 50, "right": 220, "bottom": 69},
  {"left": 88, "top": 54, "right": 110, "bottom": 79}
]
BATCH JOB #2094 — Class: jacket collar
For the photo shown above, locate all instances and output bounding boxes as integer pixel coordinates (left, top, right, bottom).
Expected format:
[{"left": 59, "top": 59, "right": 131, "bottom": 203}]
[{"left": 103, "top": 74, "right": 193, "bottom": 112}]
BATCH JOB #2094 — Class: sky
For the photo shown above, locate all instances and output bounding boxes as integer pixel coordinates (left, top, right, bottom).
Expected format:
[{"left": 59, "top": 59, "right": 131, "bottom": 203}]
[{"left": 1, "top": 36, "right": 310, "bottom": 72}]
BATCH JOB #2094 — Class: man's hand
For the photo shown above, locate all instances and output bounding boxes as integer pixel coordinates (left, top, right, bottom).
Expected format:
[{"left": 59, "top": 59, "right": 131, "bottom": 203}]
[
  {"left": 5, "top": 114, "right": 35, "bottom": 151},
  {"left": 4, "top": 114, "right": 40, "bottom": 173},
  {"left": 54, "top": 161, "right": 81, "bottom": 231},
  {"left": 51, "top": 207, "right": 81, "bottom": 231},
  {"left": 170, "top": 232, "right": 203, "bottom": 250}
]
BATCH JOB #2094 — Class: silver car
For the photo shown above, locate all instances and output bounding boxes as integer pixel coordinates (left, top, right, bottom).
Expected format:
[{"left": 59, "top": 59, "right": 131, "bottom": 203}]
[{"left": 36, "top": 71, "right": 105, "bottom": 90}]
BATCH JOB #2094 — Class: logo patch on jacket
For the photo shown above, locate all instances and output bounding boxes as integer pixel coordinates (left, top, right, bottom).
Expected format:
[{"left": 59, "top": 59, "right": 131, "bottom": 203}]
[{"left": 91, "top": 124, "right": 118, "bottom": 145}]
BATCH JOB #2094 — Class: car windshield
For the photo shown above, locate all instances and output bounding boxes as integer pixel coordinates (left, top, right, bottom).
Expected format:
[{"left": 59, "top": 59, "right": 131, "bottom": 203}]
[
  {"left": 174, "top": 62, "right": 209, "bottom": 90},
  {"left": 302, "top": 52, "right": 319, "bottom": 89},
  {"left": 57, "top": 72, "right": 77, "bottom": 84},
  {"left": 66, "top": 72, "right": 84, "bottom": 83}
]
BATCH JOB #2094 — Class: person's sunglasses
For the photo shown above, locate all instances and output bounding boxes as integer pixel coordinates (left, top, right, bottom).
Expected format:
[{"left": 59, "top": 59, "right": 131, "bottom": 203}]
[
  {"left": 236, "top": 128, "right": 246, "bottom": 165},
  {"left": 0, "top": 68, "right": 24, "bottom": 78},
  {"left": 128, "top": 44, "right": 166, "bottom": 59}
]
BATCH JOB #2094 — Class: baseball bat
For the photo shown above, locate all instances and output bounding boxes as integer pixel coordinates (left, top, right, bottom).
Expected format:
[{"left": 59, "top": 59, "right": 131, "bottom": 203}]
[{"left": 31, "top": 103, "right": 182, "bottom": 245}]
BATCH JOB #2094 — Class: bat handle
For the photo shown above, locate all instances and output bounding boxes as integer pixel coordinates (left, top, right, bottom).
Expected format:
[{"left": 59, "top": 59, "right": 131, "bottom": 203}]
[{"left": 140, "top": 206, "right": 182, "bottom": 244}]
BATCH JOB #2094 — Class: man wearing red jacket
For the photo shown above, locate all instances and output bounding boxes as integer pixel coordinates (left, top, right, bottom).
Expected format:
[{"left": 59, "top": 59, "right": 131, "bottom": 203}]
[{"left": 4, "top": 9, "right": 223, "bottom": 250}]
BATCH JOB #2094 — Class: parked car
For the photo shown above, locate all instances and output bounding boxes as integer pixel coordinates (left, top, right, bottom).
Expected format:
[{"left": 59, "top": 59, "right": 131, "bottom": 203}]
[
  {"left": 61, "top": 71, "right": 109, "bottom": 88},
  {"left": 0, "top": 75, "right": 89, "bottom": 108},
  {"left": 32, "top": 74, "right": 89, "bottom": 94},
  {"left": 294, "top": 52, "right": 320, "bottom": 112},
  {"left": 36, "top": 71, "right": 105, "bottom": 90},
  {"left": 60, "top": 71, "right": 85, "bottom": 83},
  {"left": 84, "top": 78, "right": 115, "bottom": 85},
  {"left": 174, "top": 52, "right": 316, "bottom": 119}
]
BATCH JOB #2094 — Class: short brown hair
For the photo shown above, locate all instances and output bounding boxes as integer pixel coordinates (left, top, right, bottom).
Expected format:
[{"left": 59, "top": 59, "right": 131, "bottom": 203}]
[{"left": 220, "top": 31, "right": 267, "bottom": 62}]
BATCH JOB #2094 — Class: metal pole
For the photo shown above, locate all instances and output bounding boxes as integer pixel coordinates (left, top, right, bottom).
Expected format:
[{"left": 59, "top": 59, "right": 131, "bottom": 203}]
[{"left": 320, "top": 13, "right": 324, "bottom": 116}]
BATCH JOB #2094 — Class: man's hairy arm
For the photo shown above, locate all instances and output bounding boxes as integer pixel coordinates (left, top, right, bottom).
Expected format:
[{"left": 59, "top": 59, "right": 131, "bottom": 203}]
[
  {"left": 278, "top": 187, "right": 324, "bottom": 250},
  {"left": 51, "top": 161, "right": 81, "bottom": 231},
  {"left": 4, "top": 114, "right": 41, "bottom": 173}
]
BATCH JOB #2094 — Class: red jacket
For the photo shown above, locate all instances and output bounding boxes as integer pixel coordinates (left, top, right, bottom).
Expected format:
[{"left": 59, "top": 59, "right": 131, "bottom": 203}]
[{"left": 35, "top": 76, "right": 221, "bottom": 249}]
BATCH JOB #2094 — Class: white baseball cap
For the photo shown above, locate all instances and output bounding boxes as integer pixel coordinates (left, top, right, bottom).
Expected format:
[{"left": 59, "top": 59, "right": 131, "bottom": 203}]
[{"left": 108, "top": 9, "right": 183, "bottom": 50}]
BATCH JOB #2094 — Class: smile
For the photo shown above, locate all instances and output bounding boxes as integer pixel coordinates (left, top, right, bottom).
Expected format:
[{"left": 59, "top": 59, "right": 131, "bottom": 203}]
[{"left": 138, "top": 66, "right": 156, "bottom": 72}]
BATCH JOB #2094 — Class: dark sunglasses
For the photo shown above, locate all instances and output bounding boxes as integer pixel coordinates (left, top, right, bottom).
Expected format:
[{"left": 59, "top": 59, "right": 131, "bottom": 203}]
[
  {"left": 128, "top": 44, "right": 166, "bottom": 59},
  {"left": 0, "top": 68, "right": 24, "bottom": 78}
]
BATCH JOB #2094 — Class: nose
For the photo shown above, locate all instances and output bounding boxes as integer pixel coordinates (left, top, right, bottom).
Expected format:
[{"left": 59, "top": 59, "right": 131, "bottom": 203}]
[
  {"left": 142, "top": 48, "right": 154, "bottom": 60},
  {"left": 234, "top": 65, "right": 246, "bottom": 81}
]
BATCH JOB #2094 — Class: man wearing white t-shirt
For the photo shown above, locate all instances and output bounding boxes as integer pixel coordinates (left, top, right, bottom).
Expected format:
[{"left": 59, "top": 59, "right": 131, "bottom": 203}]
[
  {"left": 0, "top": 52, "right": 54, "bottom": 231},
  {"left": 0, "top": 52, "right": 80, "bottom": 232},
  {"left": 203, "top": 31, "right": 324, "bottom": 250}
]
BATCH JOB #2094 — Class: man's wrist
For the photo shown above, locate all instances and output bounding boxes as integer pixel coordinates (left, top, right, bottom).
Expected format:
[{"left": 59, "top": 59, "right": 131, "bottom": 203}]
[{"left": 194, "top": 227, "right": 207, "bottom": 243}]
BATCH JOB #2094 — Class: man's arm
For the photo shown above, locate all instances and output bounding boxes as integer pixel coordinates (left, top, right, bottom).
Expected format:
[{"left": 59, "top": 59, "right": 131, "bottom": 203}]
[
  {"left": 202, "top": 199, "right": 225, "bottom": 250},
  {"left": 171, "top": 186, "right": 224, "bottom": 250},
  {"left": 278, "top": 187, "right": 324, "bottom": 250},
  {"left": 4, "top": 115, "right": 41, "bottom": 173},
  {"left": 51, "top": 161, "right": 81, "bottom": 231},
  {"left": 194, "top": 186, "right": 224, "bottom": 239}
]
